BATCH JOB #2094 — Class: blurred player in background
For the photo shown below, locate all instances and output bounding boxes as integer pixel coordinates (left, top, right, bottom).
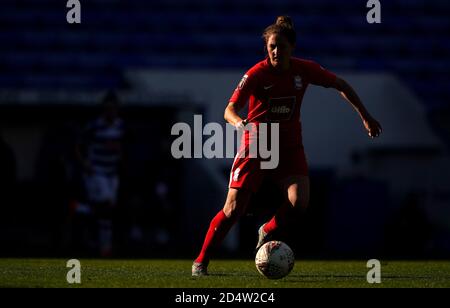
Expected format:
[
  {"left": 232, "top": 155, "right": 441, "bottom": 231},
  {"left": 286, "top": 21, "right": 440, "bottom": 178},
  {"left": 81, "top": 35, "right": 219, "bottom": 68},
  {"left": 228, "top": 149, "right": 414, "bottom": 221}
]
[
  {"left": 192, "top": 16, "right": 382, "bottom": 276},
  {"left": 75, "top": 91, "right": 126, "bottom": 257}
]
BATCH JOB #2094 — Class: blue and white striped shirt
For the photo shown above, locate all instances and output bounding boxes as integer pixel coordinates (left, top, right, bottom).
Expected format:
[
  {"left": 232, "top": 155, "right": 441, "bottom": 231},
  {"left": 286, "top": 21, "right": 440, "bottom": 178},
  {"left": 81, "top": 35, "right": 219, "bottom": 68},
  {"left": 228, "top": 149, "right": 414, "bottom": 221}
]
[{"left": 85, "top": 117, "right": 125, "bottom": 176}]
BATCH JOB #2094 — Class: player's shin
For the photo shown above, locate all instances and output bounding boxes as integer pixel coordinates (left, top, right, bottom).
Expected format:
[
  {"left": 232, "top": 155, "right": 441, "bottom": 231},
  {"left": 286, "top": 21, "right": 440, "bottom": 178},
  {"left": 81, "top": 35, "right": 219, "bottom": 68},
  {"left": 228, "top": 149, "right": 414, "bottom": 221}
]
[{"left": 194, "top": 210, "right": 238, "bottom": 264}]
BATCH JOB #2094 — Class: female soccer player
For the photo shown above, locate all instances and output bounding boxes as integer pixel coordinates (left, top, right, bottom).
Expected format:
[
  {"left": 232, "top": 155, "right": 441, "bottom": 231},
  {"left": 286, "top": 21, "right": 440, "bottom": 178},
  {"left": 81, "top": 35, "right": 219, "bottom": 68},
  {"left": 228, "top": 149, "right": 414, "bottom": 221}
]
[{"left": 192, "top": 16, "right": 382, "bottom": 276}]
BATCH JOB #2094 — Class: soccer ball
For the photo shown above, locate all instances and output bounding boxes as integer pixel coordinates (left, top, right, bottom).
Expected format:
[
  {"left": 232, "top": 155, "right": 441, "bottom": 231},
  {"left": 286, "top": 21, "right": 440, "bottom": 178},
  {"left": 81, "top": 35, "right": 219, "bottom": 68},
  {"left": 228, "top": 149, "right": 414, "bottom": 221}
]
[{"left": 255, "top": 241, "right": 295, "bottom": 279}]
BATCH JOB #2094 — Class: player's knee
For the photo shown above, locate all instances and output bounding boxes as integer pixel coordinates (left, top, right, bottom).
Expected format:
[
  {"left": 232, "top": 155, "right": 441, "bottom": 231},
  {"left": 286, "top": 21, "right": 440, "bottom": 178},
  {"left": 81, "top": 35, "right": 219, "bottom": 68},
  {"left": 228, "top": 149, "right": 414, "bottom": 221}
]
[
  {"left": 223, "top": 189, "right": 250, "bottom": 219},
  {"left": 223, "top": 197, "right": 240, "bottom": 218},
  {"left": 223, "top": 202, "right": 244, "bottom": 220}
]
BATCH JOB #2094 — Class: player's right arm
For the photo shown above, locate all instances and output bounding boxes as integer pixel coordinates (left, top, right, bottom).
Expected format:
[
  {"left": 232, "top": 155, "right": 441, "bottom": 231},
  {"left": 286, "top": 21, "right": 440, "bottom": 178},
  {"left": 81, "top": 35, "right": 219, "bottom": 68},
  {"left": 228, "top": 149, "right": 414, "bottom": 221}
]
[
  {"left": 225, "top": 71, "right": 258, "bottom": 129},
  {"left": 224, "top": 102, "right": 246, "bottom": 129}
]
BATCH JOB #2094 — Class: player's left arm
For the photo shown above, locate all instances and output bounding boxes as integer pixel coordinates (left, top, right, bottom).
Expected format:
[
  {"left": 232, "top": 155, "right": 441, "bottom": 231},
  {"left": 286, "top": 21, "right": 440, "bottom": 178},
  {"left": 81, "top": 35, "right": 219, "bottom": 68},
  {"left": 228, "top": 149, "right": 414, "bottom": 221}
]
[{"left": 332, "top": 77, "right": 382, "bottom": 138}]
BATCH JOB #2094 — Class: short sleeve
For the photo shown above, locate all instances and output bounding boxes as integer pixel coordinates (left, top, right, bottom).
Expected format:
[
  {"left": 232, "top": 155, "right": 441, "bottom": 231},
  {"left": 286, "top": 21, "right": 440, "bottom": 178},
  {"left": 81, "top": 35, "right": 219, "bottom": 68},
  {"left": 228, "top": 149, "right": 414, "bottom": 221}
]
[
  {"left": 229, "top": 70, "right": 258, "bottom": 109},
  {"left": 306, "top": 61, "right": 337, "bottom": 88}
]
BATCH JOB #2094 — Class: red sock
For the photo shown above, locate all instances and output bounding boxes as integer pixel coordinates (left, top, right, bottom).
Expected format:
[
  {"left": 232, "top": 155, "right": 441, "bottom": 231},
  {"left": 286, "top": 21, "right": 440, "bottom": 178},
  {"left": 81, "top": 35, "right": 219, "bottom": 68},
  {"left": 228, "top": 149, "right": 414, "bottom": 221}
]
[
  {"left": 195, "top": 210, "right": 237, "bottom": 264},
  {"left": 263, "top": 203, "right": 291, "bottom": 234}
]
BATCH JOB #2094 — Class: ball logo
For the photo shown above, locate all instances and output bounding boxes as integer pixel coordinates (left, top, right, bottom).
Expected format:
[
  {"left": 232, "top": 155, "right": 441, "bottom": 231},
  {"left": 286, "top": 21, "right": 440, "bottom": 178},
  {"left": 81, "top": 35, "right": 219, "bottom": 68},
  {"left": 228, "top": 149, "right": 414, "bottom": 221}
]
[{"left": 255, "top": 241, "right": 294, "bottom": 279}]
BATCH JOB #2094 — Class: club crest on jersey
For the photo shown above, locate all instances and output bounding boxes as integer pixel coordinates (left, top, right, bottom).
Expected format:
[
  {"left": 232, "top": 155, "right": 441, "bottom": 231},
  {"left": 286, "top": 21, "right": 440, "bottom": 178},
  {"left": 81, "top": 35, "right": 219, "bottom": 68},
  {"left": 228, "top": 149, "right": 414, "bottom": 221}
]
[
  {"left": 294, "top": 75, "right": 303, "bottom": 90},
  {"left": 237, "top": 75, "right": 248, "bottom": 90}
]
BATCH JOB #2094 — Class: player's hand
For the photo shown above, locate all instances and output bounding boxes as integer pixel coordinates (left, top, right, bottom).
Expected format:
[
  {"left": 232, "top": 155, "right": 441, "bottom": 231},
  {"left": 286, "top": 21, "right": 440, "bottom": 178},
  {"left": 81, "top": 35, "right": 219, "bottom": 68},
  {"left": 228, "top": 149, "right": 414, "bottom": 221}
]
[
  {"left": 363, "top": 115, "right": 382, "bottom": 138},
  {"left": 235, "top": 119, "right": 248, "bottom": 130}
]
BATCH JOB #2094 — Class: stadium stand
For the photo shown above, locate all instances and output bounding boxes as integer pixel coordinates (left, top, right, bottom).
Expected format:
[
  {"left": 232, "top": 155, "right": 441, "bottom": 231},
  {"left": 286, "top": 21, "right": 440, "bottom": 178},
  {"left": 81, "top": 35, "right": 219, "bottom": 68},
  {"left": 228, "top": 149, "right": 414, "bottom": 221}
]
[{"left": 0, "top": 0, "right": 449, "bottom": 110}]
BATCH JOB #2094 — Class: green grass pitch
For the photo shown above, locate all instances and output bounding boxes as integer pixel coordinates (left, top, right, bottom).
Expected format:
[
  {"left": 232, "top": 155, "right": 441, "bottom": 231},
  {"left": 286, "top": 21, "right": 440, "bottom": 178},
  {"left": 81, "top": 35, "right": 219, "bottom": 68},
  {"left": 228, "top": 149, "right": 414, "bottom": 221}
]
[{"left": 0, "top": 259, "right": 449, "bottom": 288}]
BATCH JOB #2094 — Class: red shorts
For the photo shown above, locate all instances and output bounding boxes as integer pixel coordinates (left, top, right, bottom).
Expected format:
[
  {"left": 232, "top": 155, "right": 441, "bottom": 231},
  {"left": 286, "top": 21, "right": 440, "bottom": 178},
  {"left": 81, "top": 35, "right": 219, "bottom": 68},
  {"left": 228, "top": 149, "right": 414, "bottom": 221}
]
[{"left": 228, "top": 146, "right": 308, "bottom": 193}]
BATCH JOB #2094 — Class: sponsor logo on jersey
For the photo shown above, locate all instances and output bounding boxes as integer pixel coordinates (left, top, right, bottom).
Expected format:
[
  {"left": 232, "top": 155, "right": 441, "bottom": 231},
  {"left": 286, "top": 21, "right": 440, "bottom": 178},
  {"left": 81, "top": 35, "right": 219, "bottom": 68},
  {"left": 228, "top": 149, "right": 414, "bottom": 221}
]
[
  {"left": 267, "top": 96, "right": 296, "bottom": 121},
  {"left": 271, "top": 105, "right": 291, "bottom": 114}
]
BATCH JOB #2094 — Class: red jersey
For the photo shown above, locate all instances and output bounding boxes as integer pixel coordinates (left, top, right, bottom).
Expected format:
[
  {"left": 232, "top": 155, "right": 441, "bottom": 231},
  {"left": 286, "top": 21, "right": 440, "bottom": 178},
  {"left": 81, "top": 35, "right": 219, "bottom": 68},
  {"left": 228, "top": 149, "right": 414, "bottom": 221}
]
[{"left": 229, "top": 57, "right": 336, "bottom": 148}]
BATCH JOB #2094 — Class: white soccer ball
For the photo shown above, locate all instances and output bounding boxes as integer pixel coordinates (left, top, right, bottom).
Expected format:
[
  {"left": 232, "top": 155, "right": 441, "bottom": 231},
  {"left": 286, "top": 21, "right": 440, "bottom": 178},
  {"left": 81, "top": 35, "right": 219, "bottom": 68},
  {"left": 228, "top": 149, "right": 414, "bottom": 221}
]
[{"left": 255, "top": 240, "right": 295, "bottom": 279}]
